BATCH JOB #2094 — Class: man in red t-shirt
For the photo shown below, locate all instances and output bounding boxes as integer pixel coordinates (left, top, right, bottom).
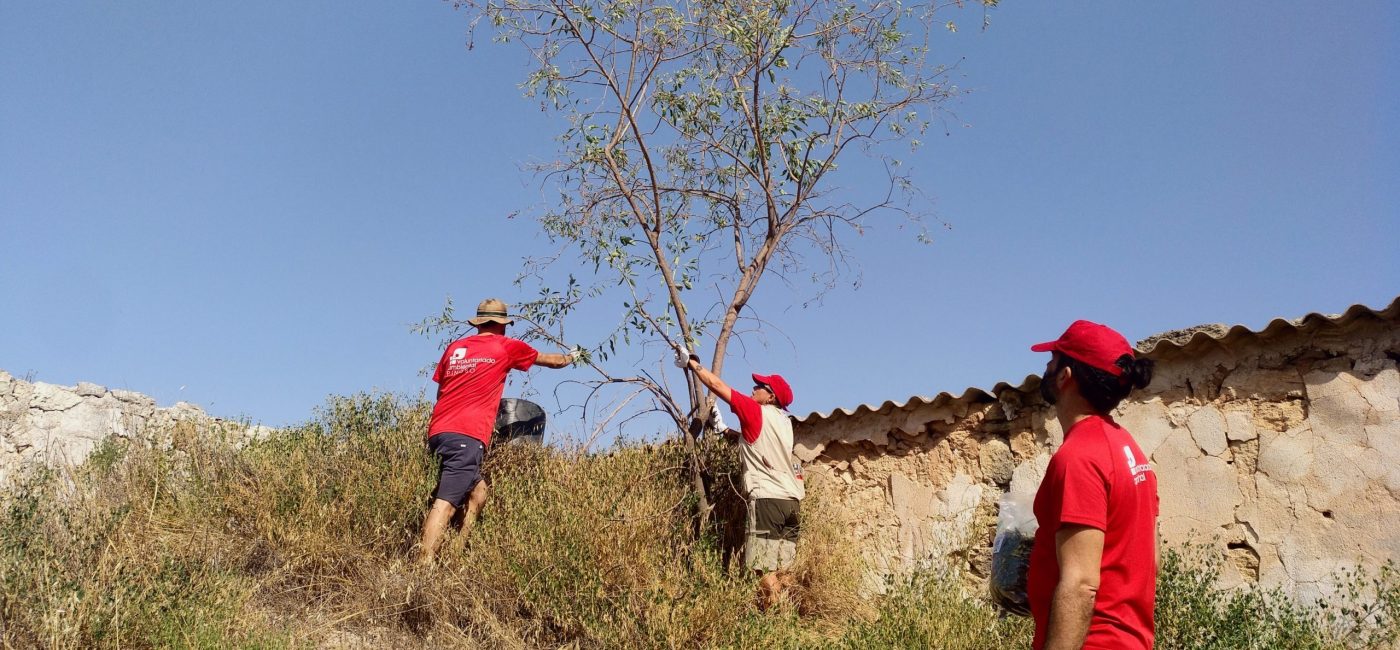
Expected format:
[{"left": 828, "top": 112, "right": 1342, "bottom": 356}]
[
  {"left": 1027, "top": 320, "right": 1158, "bottom": 649},
  {"left": 417, "top": 298, "right": 576, "bottom": 565}
]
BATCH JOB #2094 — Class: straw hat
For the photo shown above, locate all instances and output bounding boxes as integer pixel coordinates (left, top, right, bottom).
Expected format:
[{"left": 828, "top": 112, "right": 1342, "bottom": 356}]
[{"left": 467, "top": 298, "right": 514, "bottom": 326}]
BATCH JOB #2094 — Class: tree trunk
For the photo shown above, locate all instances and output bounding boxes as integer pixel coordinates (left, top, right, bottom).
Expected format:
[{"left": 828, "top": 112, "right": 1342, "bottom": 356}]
[{"left": 682, "top": 413, "right": 711, "bottom": 536}]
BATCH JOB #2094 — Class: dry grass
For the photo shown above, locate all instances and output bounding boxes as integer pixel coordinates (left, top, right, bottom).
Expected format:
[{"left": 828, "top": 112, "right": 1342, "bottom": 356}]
[
  {"left": 5, "top": 393, "right": 1018, "bottom": 648},
  {"left": 13, "top": 392, "right": 1388, "bottom": 648}
]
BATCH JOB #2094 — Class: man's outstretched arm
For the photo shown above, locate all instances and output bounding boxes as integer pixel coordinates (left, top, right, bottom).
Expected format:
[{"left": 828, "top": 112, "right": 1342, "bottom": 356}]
[
  {"left": 680, "top": 350, "right": 733, "bottom": 404},
  {"left": 534, "top": 350, "right": 578, "bottom": 369}
]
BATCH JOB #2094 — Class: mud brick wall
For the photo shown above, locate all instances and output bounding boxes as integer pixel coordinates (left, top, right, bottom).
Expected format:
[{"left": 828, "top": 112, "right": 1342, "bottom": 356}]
[{"left": 793, "top": 305, "right": 1399, "bottom": 602}]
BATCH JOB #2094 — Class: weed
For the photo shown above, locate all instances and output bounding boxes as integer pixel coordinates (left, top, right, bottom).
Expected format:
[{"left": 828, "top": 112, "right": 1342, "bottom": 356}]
[
  {"left": 1155, "top": 544, "right": 1400, "bottom": 649},
  {"left": 3, "top": 393, "right": 1396, "bottom": 648}
]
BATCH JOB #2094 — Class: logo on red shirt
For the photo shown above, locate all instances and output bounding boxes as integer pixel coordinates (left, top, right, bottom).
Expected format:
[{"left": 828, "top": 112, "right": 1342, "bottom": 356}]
[
  {"left": 1124, "top": 445, "right": 1152, "bottom": 485},
  {"left": 444, "top": 345, "right": 499, "bottom": 377}
]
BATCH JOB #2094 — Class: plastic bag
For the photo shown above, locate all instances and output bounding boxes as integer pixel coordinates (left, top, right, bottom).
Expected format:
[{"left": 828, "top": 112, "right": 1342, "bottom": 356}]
[
  {"left": 990, "top": 491, "right": 1039, "bottom": 616},
  {"left": 495, "top": 398, "right": 547, "bottom": 444}
]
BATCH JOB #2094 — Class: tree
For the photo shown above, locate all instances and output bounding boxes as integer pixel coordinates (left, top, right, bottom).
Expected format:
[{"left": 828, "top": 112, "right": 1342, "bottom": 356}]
[{"left": 426, "top": 0, "right": 997, "bottom": 531}]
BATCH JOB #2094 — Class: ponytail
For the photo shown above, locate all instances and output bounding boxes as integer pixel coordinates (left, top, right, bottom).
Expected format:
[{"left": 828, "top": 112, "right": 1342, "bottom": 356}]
[{"left": 1114, "top": 354, "right": 1155, "bottom": 390}]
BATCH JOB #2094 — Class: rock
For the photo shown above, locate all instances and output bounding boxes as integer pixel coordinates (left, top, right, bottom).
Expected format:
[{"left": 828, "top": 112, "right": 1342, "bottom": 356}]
[
  {"left": 1009, "top": 453, "right": 1050, "bottom": 497},
  {"left": 1236, "top": 474, "right": 1295, "bottom": 545},
  {"left": 169, "top": 401, "right": 206, "bottom": 419},
  {"left": 1031, "top": 408, "right": 1063, "bottom": 449},
  {"left": 24, "top": 409, "right": 66, "bottom": 434},
  {"left": 1187, "top": 405, "right": 1229, "bottom": 457},
  {"left": 1306, "top": 442, "right": 1371, "bottom": 513},
  {"left": 978, "top": 438, "right": 1015, "bottom": 485},
  {"left": 1148, "top": 426, "right": 1200, "bottom": 469},
  {"left": 1305, "top": 369, "right": 1371, "bottom": 446},
  {"left": 1154, "top": 431, "right": 1242, "bottom": 542},
  {"left": 938, "top": 473, "right": 982, "bottom": 515},
  {"left": 1137, "top": 323, "right": 1231, "bottom": 350},
  {"left": 1221, "top": 367, "right": 1305, "bottom": 401},
  {"left": 888, "top": 473, "right": 936, "bottom": 567},
  {"left": 889, "top": 473, "right": 935, "bottom": 521},
  {"left": 1367, "top": 420, "right": 1400, "bottom": 496},
  {"left": 44, "top": 434, "right": 100, "bottom": 466},
  {"left": 31, "top": 383, "right": 82, "bottom": 412},
  {"left": 1356, "top": 365, "right": 1400, "bottom": 419},
  {"left": 1254, "top": 400, "right": 1307, "bottom": 433},
  {"left": 112, "top": 389, "right": 155, "bottom": 407},
  {"left": 1116, "top": 398, "right": 1174, "bottom": 458},
  {"left": 1224, "top": 403, "right": 1257, "bottom": 442},
  {"left": 1, "top": 370, "right": 271, "bottom": 483},
  {"left": 50, "top": 401, "right": 122, "bottom": 441},
  {"left": 793, "top": 439, "right": 824, "bottom": 463},
  {"left": 933, "top": 473, "right": 984, "bottom": 554},
  {"left": 1257, "top": 426, "right": 1315, "bottom": 482}
]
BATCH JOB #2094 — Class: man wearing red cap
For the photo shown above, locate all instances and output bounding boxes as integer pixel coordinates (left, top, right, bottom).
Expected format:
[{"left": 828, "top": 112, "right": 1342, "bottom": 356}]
[
  {"left": 417, "top": 298, "right": 578, "bottom": 565},
  {"left": 1027, "top": 321, "right": 1158, "bottom": 649},
  {"left": 676, "top": 346, "right": 804, "bottom": 609}
]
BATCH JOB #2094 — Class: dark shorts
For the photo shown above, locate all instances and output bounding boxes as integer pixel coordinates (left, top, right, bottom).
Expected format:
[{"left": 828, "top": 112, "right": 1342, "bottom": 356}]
[
  {"left": 747, "top": 498, "right": 801, "bottom": 571},
  {"left": 429, "top": 432, "right": 486, "bottom": 508}
]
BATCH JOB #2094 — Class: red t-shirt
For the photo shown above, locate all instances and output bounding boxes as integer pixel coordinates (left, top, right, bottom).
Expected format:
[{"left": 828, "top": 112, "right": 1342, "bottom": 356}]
[
  {"left": 728, "top": 392, "right": 763, "bottom": 444},
  {"left": 427, "top": 333, "right": 538, "bottom": 444},
  {"left": 1027, "top": 415, "right": 1159, "bottom": 650}
]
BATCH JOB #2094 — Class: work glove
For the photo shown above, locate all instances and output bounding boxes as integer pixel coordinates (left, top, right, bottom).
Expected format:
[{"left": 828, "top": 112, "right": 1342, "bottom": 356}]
[
  {"left": 567, "top": 345, "right": 586, "bottom": 366},
  {"left": 710, "top": 402, "right": 728, "bottom": 432},
  {"left": 672, "top": 344, "right": 692, "bottom": 369}
]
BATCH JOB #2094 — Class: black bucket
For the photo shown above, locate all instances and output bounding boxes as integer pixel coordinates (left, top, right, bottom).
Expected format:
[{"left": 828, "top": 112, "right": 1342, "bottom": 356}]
[{"left": 495, "top": 398, "right": 546, "bottom": 445}]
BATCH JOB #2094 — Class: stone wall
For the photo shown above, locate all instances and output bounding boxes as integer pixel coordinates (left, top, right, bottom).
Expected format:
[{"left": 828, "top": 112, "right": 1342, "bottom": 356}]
[
  {"left": 793, "top": 300, "right": 1400, "bottom": 602},
  {"left": 0, "top": 370, "right": 270, "bottom": 486}
]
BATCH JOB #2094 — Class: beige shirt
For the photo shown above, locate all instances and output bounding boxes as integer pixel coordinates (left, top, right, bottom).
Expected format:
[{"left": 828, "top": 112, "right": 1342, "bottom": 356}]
[{"left": 736, "top": 402, "right": 805, "bottom": 501}]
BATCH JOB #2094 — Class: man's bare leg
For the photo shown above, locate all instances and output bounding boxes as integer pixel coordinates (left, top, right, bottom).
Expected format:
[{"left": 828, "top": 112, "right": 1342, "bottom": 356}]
[
  {"left": 461, "top": 480, "right": 488, "bottom": 533},
  {"left": 757, "top": 572, "right": 780, "bottom": 611},
  {"left": 444, "top": 481, "right": 491, "bottom": 556},
  {"left": 757, "top": 571, "right": 795, "bottom": 611},
  {"left": 418, "top": 498, "right": 457, "bottom": 565},
  {"left": 420, "top": 482, "right": 488, "bottom": 565}
]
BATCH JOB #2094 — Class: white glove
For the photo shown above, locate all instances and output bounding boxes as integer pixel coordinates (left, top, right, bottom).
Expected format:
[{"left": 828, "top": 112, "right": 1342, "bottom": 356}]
[
  {"left": 673, "top": 344, "right": 692, "bottom": 369},
  {"left": 710, "top": 402, "right": 728, "bottom": 431},
  {"left": 567, "top": 345, "right": 585, "bottom": 365}
]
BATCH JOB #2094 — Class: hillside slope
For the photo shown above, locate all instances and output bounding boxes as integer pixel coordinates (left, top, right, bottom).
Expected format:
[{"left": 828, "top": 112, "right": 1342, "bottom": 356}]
[{"left": 2, "top": 393, "right": 1394, "bottom": 648}]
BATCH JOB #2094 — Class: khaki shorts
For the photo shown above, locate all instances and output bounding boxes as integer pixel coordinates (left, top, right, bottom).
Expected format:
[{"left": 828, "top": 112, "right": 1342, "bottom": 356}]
[{"left": 746, "top": 498, "right": 800, "bottom": 572}]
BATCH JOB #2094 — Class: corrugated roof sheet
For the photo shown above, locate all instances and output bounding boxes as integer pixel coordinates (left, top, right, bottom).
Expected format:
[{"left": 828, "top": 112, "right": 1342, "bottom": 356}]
[{"left": 795, "top": 296, "right": 1400, "bottom": 424}]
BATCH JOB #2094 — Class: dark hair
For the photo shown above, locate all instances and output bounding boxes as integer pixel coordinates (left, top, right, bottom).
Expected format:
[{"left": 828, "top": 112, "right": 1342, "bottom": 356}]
[{"left": 1056, "top": 353, "right": 1155, "bottom": 414}]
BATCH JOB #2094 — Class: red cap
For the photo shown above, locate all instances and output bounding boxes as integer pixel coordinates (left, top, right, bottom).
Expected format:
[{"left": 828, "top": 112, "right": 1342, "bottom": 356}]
[
  {"left": 1031, "top": 320, "right": 1134, "bottom": 376},
  {"left": 751, "top": 373, "right": 794, "bottom": 409}
]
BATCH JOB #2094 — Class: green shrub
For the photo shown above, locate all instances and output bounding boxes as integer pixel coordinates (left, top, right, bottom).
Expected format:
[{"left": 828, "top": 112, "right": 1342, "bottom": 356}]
[{"left": 1155, "top": 544, "right": 1400, "bottom": 650}]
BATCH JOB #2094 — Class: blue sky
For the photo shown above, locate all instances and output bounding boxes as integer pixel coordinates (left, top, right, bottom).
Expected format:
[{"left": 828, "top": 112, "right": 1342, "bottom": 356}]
[{"left": 2, "top": 1, "right": 1396, "bottom": 433}]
